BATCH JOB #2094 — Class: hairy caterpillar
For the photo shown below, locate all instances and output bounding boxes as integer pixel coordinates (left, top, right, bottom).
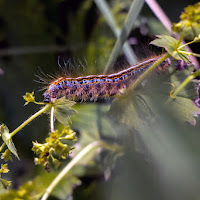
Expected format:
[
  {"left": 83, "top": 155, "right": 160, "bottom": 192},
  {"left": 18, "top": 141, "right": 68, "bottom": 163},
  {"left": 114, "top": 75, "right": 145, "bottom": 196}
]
[{"left": 43, "top": 56, "right": 170, "bottom": 102}]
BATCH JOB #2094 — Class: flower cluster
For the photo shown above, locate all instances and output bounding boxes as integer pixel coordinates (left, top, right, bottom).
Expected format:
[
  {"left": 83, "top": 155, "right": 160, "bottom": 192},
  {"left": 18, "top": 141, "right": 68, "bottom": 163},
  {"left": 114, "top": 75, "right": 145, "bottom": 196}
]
[
  {"left": 172, "top": 2, "right": 200, "bottom": 39},
  {"left": 0, "top": 164, "right": 11, "bottom": 189},
  {"left": 32, "top": 127, "right": 77, "bottom": 172}
]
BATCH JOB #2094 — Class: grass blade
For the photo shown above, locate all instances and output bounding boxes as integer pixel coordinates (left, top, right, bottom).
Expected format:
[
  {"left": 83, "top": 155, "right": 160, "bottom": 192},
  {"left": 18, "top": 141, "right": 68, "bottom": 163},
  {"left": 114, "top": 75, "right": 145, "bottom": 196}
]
[
  {"left": 94, "top": 0, "right": 138, "bottom": 66},
  {"left": 103, "top": 0, "right": 145, "bottom": 74}
]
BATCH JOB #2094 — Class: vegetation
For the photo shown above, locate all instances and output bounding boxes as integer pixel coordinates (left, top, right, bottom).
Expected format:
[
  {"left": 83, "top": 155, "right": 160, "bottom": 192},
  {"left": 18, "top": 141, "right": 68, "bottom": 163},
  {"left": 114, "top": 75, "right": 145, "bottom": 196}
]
[{"left": 0, "top": 1, "right": 199, "bottom": 200}]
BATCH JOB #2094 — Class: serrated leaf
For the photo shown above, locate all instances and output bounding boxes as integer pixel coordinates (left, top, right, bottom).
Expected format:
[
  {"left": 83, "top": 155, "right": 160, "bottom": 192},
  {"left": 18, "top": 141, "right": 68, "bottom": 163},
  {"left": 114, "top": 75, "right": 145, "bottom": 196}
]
[
  {"left": 69, "top": 103, "right": 123, "bottom": 177},
  {"left": 0, "top": 124, "right": 19, "bottom": 159},
  {"left": 167, "top": 97, "right": 199, "bottom": 125},
  {"left": 107, "top": 64, "right": 198, "bottom": 130},
  {"left": 71, "top": 104, "right": 116, "bottom": 146},
  {"left": 107, "top": 94, "right": 153, "bottom": 130},
  {"left": 53, "top": 98, "right": 77, "bottom": 126},
  {"left": 150, "top": 35, "right": 190, "bottom": 63},
  {"left": 150, "top": 35, "right": 178, "bottom": 51}
]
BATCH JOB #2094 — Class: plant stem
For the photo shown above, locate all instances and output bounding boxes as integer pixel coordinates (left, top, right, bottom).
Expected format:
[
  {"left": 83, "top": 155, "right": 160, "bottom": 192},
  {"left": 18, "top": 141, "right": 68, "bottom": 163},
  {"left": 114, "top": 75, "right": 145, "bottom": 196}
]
[
  {"left": 178, "top": 40, "right": 195, "bottom": 49},
  {"left": 176, "top": 33, "right": 184, "bottom": 48},
  {"left": 41, "top": 141, "right": 103, "bottom": 200},
  {"left": 0, "top": 143, "right": 6, "bottom": 152},
  {"left": 50, "top": 106, "right": 55, "bottom": 132},
  {"left": 169, "top": 69, "right": 200, "bottom": 99},
  {"left": 9, "top": 104, "right": 51, "bottom": 139},
  {"left": 178, "top": 50, "right": 200, "bottom": 58},
  {"left": 34, "top": 101, "right": 46, "bottom": 105}
]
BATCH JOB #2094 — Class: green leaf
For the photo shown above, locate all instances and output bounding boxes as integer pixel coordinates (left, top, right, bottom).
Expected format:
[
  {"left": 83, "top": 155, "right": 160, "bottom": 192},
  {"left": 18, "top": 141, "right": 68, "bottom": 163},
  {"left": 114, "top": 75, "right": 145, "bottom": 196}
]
[
  {"left": 0, "top": 178, "right": 12, "bottom": 190},
  {"left": 107, "top": 64, "right": 198, "bottom": 130},
  {"left": 150, "top": 35, "right": 190, "bottom": 63},
  {"left": 108, "top": 93, "right": 153, "bottom": 130},
  {"left": 70, "top": 104, "right": 123, "bottom": 174},
  {"left": 143, "top": 66, "right": 199, "bottom": 124},
  {"left": 71, "top": 104, "right": 115, "bottom": 146},
  {"left": 53, "top": 98, "right": 77, "bottom": 126},
  {"left": 167, "top": 97, "right": 199, "bottom": 125},
  {"left": 150, "top": 35, "right": 178, "bottom": 51},
  {"left": 167, "top": 65, "right": 196, "bottom": 99},
  {"left": 0, "top": 124, "right": 19, "bottom": 159}
]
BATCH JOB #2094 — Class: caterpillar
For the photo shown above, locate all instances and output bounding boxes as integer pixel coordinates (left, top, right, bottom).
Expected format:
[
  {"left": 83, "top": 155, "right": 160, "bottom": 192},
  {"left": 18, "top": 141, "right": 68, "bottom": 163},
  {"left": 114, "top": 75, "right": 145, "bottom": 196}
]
[{"left": 43, "top": 56, "right": 170, "bottom": 102}]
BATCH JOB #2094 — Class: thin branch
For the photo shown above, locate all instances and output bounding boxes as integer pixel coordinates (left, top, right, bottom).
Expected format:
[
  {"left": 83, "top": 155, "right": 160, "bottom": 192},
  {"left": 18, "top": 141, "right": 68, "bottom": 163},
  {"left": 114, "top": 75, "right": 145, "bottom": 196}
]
[
  {"left": 0, "top": 143, "right": 6, "bottom": 153},
  {"left": 50, "top": 107, "right": 55, "bottom": 132},
  {"left": 9, "top": 104, "right": 51, "bottom": 139}
]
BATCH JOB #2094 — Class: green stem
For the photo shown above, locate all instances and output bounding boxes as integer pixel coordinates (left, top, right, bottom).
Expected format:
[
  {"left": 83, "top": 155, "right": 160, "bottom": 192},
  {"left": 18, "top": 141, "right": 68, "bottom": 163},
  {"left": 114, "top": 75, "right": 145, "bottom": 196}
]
[
  {"left": 168, "top": 69, "right": 200, "bottom": 100},
  {"left": 176, "top": 33, "right": 184, "bottom": 48},
  {"left": 9, "top": 104, "right": 52, "bottom": 139},
  {"left": 178, "top": 40, "right": 195, "bottom": 49},
  {"left": 33, "top": 101, "right": 46, "bottom": 105},
  {"left": 50, "top": 106, "right": 55, "bottom": 132},
  {"left": 0, "top": 143, "right": 6, "bottom": 152},
  {"left": 177, "top": 50, "right": 200, "bottom": 58},
  {"left": 121, "top": 53, "right": 170, "bottom": 98},
  {"left": 41, "top": 141, "right": 103, "bottom": 200}
]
